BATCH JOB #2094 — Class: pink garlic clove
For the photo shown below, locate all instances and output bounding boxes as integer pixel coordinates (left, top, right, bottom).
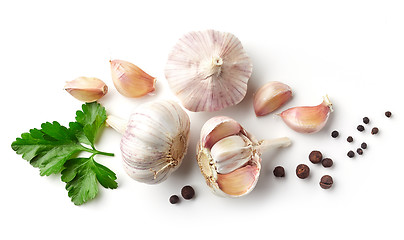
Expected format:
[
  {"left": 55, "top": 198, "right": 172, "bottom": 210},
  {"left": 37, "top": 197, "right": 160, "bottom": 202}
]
[
  {"left": 216, "top": 162, "right": 260, "bottom": 196},
  {"left": 200, "top": 116, "right": 242, "bottom": 149},
  {"left": 253, "top": 81, "right": 292, "bottom": 116},
  {"left": 110, "top": 59, "right": 156, "bottom": 98},
  {"left": 280, "top": 95, "right": 333, "bottom": 133},
  {"left": 64, "top": 76, "right": 108, "bottom": 102}
]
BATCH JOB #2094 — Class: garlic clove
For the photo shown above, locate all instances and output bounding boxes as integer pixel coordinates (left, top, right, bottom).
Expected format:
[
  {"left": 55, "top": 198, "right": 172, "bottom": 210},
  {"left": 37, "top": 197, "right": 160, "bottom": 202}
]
[
  {"left": 110, "top": 59, "right": 156, "bottom": 98},
  {"left": 216, "top": 162, "right": 260, "bottom": 196},
  {"left": 201, "top": 116, "right": 242, "bottom": 149},
  {"left": 210, "top": 134, "right": 252, "bottom": 174},
  {"left": 64, "top": 77, "right": 108, "bottom": 102},
  {"left": 280, "top": 95, "right": 333, "bottom": 133},
  {"left": 253, "top": 81, "right": 292, "bottom": 116},
  {"left": 165, "top": 29, "right": 253, "bottom": 112}
]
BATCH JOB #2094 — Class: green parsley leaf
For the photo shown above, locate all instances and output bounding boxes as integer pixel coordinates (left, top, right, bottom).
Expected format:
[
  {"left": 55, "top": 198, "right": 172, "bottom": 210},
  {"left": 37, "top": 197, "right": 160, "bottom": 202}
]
[
  {"left": 74, "top": 102, "right": 107, "bottom": 148},
  {"left": 62, "top": 155, "right": 117, "bottom": 205},
  {"left": 11, "top": 102, "right": 116, "bottom": 205},
  {"left": 11, "top": 121, "right": 85, "bottom": 176}
]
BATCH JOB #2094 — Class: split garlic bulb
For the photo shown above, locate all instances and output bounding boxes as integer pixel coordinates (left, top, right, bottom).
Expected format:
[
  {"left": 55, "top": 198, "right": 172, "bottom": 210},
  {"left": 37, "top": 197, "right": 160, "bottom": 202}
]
[
  {"left": 165, "top": 29, "right": 253, "bottom": 112},
  {"left": 106, "top": 100, "right": 190, "bottom": 184},
  {"left": 196, "top": 116, "right": 291, "bottom": 197}
]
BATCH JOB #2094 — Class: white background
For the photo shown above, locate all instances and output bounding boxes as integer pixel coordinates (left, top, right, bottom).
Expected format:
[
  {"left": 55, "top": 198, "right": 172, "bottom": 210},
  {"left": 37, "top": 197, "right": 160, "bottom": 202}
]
[{"left": 1, "top": 0, "right": 403, "bottom": 239}]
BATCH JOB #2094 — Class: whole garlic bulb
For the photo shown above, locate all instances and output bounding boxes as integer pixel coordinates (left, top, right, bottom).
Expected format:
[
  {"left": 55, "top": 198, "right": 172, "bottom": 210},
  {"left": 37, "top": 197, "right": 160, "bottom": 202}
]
[
  {"left": 165, "top": 29, "right": 253, "bottom": 112},
  {"left": 197, "top": 116, "right": 291, "bottom": 197},
  {"left": 106, "top": 100, "right": 190, "bottom": 184}
]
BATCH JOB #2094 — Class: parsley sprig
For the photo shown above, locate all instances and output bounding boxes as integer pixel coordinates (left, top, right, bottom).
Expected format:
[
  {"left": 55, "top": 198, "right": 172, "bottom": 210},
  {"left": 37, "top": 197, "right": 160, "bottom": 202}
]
[{"left": 11, "top": 102, "right": 117, "bottom": 205}]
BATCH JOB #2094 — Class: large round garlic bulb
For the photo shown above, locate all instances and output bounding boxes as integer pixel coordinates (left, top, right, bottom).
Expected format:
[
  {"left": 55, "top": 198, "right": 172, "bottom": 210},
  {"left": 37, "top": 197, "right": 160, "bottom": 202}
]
[
  {"left": 197, "top": 116, "right": 291, "bottom": 197},
  {"left": 107, "top": 100, "right": 190, "bottom": 184},
  {"left": 165, "top": 29, "right": 253, "bottom": 112}
]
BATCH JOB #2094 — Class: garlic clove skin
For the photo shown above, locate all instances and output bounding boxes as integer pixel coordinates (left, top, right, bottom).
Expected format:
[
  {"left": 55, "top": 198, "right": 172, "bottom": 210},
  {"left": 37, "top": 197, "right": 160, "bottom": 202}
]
[
  {"left": 64, "top": 77, "right": 108, "bottom": 102},
  {"left": 107, "top": 100, "right": 190, "bottom": 184},
  {"left": 197, "top": 116, "right": 291, "bottom": 197},
  {"left": 110, "top": 59, "right": 156, "bottom": 98},
  {"left": 280, "top": 95, "right": 333, "bottom": 133},
  {"left": 165, "top": 29, "right": 253, "bottom": 112},
  {"left": 253, "top": 81, "right": 292, "bottom": 116}
]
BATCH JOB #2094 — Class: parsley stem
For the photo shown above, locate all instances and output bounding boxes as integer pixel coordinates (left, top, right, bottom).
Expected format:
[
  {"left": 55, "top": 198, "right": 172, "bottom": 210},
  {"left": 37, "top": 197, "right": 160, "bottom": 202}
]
[{"left": 82, "top": 146, "right": 114, "bottom": 157}]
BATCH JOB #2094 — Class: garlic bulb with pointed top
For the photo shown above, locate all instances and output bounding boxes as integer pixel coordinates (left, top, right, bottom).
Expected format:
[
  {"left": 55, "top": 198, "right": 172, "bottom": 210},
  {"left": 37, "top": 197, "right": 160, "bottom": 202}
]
[
  {"left": 196, "top": 116, "right": 291, "bottom": 197},
  {"left": 165, "top": 29, "right": 253, "bottom": 112},
  {"left": 106, "top": 100, "right": 190, "bottom": 184}
]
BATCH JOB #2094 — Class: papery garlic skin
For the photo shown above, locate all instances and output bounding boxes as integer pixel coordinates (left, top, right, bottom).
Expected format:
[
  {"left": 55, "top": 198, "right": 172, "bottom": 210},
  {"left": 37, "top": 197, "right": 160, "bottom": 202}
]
[
  {"left": 280, "top": 95, "right": 333, "bottom": 133},
  {"left": 254, "top": 81, "right": 292, "bottom": 116},
  {"left": 165, "top": 29, "right": 253, "bottom": 112},
  {"left": 64, "top": 77, "right": 108, "bottom": 102},
  {"left": 197, "top": 116, "right": 291, "bottom": 197},
  {"left": 106, "top": 100, "right": 190, "bottom": 184},
  {"left": 110, "top": 59, "right": 156, "bottom": 98}
]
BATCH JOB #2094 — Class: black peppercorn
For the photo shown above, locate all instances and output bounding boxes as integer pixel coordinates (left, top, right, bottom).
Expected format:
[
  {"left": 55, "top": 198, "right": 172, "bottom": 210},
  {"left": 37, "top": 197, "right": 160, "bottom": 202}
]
[
  {"left": 321, "top": 158, "right": 333, "bottom": 168},
  {"left": 347, "top": 136, "right": 353, "bottom": 143},
  {"left": 273, "top": 166, "right": 285, "bottom": 177},
  {"left": 309, "top": 150, "right": 323, "bottom": 164},
  {"left": 296, "top": 164, "right": 310, "bottom": 179},
  {"left": 385, "top": 111, "right": 392, "bottom": 118},
  {"left": 320, "top": 175, "right": 333, "bottom": 189},
  {"left": 371, "top": 127, "right": 379, "bottom": 135},
  {"left": 347, "top": 150, "right": 355, "bottom": 158},
  {"left": 331, "top": 130, "right": 339, "bottom": 138},
  {"left": 357, "top": 148, "right": 363, "bottom": 155},
  {"left": 169, "top": 195, "right": 180, "bottom": 204},
  {"left": 357, "top": 125, "right": 365, "bottom": 132},
  {"left": 363, "top": 117, "right": 370, "bottom": 124},
  {"left": 361, "top": 142, "right": 367, "bottom": 149},
  {"left": 181, "top": 185, "right": 195, "bottom": 200}
]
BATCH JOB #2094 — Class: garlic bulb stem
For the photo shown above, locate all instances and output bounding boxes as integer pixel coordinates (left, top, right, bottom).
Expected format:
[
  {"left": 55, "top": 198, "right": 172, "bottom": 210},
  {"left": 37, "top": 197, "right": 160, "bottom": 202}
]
[
  {"left": 106, "top": 115, "right": 128, "bottom": 135},
  {"left": 205, "top": 56, "right": 223, "bottom": 78},
  {"left": 255, "top": 137, "right": 292, "bottom": 154}
]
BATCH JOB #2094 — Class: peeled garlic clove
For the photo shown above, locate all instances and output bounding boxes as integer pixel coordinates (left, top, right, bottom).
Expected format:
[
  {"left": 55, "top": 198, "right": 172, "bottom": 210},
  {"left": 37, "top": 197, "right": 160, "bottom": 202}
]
[
  {"left": 64, "top": 77, "right": 108, "bottom": 102},
  {"left": 280, "top": 95, "right": 333, "bottom": 133},
  {"left": 110, "top": 59, "right": 156, "bottom": 98},
  {"left": 165, "top": 29, "right": 253, "bottom": 112},
  {"left": 106, "top": 100, "right": 190, "bottom": 184},
  {"left": 253, "top": 81, "right": 292, "bottom": 116},
  {"left": 210, "top": 134, "right": 253, "bottom": 174},
  {"left": 197, "top": 116, "right": 291, "bottom": 197}
]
